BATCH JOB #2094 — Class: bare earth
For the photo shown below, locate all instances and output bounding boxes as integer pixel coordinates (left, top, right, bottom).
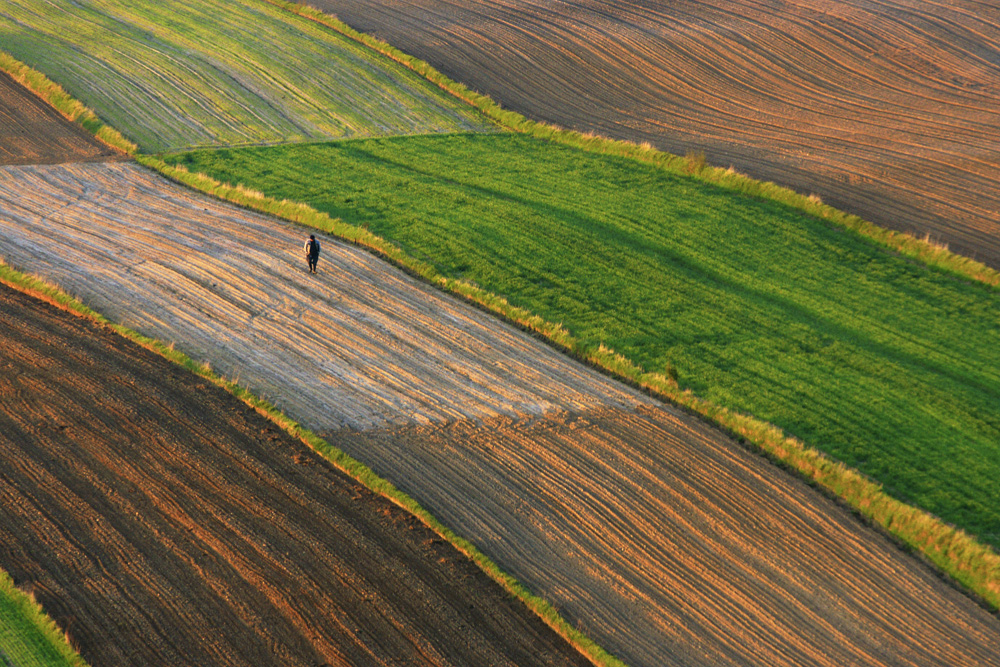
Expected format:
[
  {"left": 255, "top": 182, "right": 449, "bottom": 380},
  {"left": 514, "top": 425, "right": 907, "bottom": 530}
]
[
  {"left": 0, "top": 71, "right": 122, "bottom": 165},
  {"left": 334, "top": 409, "right": 1000, "bottom": 667},
  {"left": 317, "top": 0, "right": 1000, "bottom": 268},
  {"left": 0, "top": 161, "right": 997, "bottom": 666},
  {"left": 0, "top": 281, "right": 593, "bottom": 667}
]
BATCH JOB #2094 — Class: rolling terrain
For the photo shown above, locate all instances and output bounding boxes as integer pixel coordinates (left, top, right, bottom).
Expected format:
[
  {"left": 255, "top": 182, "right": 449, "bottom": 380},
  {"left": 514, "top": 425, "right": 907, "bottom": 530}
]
[
  {"left": 320, "top": 0, "right": 1000, "bottom": 268},
  {"left": 0, "top": 159, "right": 997, "bottom": 666}
]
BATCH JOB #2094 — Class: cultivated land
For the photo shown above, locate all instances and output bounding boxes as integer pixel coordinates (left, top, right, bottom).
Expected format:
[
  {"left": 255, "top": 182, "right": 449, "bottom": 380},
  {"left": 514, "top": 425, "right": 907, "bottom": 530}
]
[
  {"left": 168, "top": 135, "right": 1000, "bottom": 550},
  {"left": 0, "top": 0, "right": 494, "bottom": 152},
  {"left": 1, "top": 161, "right": 998, "bottom": 666},
  {"left": 321, "top": 0, "right": 1000, "bottom": 268},
  {"left": 0, "top": 281, "right": 595, "bottom": 667},
  {"left": 0, "top": 70, "right": 121, "bottom": 165}
]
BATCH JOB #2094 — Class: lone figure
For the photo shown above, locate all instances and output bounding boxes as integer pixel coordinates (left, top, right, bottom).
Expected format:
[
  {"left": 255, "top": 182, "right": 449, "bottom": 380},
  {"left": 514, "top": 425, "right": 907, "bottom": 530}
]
[{"left": 304, "top": 234, "right": 321, "bottom": 273}]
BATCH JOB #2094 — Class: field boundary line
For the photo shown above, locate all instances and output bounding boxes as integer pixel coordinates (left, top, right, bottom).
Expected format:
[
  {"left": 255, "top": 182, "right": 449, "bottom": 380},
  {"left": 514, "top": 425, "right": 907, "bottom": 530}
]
[
  {"left": 0, "top": 52, "right": 137, "bottom": 156},
  {"left": 133, "top": 154, "right": 1000, "bottom": 615},
  {"left": 0, "top": 261, "right": 621, "bottom": 667},
  {"left": 266, "top": 0, "right": 999, "bottom": 290},
  {"left": 0, "top": 570, "right": 90, "bottom": 667}
]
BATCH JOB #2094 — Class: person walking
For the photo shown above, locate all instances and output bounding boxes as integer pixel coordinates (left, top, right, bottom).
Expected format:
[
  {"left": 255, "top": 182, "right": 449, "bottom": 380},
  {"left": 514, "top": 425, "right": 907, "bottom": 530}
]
[{"left": 304, "top": 234, "right": 321, "bottom": 273}]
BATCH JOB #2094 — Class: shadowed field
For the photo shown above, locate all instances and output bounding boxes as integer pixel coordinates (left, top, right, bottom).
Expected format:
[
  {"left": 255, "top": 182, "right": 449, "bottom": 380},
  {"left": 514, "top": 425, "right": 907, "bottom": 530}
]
[
  {"left": 319, "top": 0, "right": 1000, "bottom": 267},
  {"left": 1, "top": 161, "right": 997, "bottom": 666},
  {"left": 0, "top": 281, "right": 593, "bottom": 667},
  {"left": 0, "top": 70, "right": 121, "bottom": 165}
]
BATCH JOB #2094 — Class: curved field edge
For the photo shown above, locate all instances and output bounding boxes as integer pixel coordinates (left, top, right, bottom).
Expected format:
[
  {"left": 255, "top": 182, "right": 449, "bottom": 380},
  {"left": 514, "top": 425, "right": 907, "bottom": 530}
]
[
  {"left": 0, "top": 53, "right": 136, "bottom": 156},
  {"left": 0, "top": 261, "right": 619, "bottom": 667},
  {"left": 135, "top": 154, "right": 1000, "bottom": 612},
  {"left": 267, "top": 0, "right": 999, "bottom": 290},
  {"left": 0, "top": 571, "right": 89, "bottom": 667}
]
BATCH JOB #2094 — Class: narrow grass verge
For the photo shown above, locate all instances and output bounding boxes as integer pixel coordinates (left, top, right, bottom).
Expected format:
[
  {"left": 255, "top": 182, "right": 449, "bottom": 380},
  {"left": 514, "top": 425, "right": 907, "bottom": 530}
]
[
  {"left": 0, "top": 571, "right": 89, "bottom": 667},
  {"left": 0, "top": 52, "right": 136, "bottom": 156},
  {"left": 0, "top": 260, "right": 620, "bottom": 667},
  {"left": 132, "top": 156, "right": 1000, "bottom": 612},
  {"left": 269, "top": 0, "right": 998, "bottom": 289}
]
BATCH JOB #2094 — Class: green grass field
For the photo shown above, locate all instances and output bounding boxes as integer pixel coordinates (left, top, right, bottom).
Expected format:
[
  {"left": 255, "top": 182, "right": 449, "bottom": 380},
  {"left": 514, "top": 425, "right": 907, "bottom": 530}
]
[
  {"left": 168, "top": 133, "right": 1000, "bottom": 549},
  {"left": 0, "top": 572, "right": 85, "bottom": 667},
  {"left": 0, "top": 0, "right": 494, "bottom": 152}
]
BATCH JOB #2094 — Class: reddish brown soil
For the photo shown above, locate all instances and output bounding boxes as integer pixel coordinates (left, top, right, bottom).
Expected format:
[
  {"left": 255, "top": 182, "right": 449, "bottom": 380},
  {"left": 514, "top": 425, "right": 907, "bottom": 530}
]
[
  {"left": 320, "top": 0, "right": 1000, "bottom": 268},
  {"left": 0, "top": 281, "right": 593, "bottom": 667},
  {"left": 335, "top": 407, "right": 1000, "bottom": 667},
  {"left": 0, "top": 71, "right": 122, "bottom": 166}
]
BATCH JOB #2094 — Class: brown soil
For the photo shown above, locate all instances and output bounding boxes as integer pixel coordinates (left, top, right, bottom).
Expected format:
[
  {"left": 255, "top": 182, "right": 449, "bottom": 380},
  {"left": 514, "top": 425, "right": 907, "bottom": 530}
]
[
  {"left": 335, "top": 407, "right": 1000, "bottom": 667},
  {"left": 0, "top": 281, "right": 593, "bottom": 667},
  {"left": 1, "top": 161, "right": 997, "bottom": 666},
  {"left": 318, "top": 0, "right": 1000, "bottom": 268},
  {"left": 0, "top": 71, "right": 123, "bottom": 166}
]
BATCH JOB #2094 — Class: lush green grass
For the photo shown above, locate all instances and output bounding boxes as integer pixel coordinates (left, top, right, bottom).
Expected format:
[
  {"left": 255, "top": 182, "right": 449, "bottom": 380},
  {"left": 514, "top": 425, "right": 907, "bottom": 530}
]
[
  {"left": 0, "top": 0, "right": 494, "bottom": 152},
  {"left": 168, "top": 133, "right": 1000, "bottom": 551},
  {"left": 0, "top": 571, "right": 87, "bottom": 667}
]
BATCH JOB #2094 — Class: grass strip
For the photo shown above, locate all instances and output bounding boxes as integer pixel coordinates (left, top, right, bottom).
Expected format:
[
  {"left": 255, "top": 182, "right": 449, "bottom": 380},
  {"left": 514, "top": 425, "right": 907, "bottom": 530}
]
[
  {"left": 133, "top": 154, "right": 1000, "bottom": 612},
  {"left": 0, "top": 52, "right": 136, "bottom": 156},
  {"left": 269, "top": 0, "right": 998, "bottom": 289},
  {"left": 0, "top": 571, "right": 89, "bottom": 667},
  {"left": 0, "top": 259, "right": 623, "bottom": 667}
]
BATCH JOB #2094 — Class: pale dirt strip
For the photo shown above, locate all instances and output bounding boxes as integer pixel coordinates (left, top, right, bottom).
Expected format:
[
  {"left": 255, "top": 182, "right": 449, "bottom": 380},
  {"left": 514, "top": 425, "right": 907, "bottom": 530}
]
[
  {"left": 337, "top": 406, "right": 1000, "bottom": 667},
  {"left": 0, "top": 162, "right": 651, "bottom": 430}
]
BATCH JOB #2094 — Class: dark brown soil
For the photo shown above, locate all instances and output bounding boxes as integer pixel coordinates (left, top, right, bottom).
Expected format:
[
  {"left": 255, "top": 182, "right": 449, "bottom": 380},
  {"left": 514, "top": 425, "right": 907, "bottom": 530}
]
[
  {"left": 0, "top": 71, "right": 123, "bottom": 166},
  {"left": 318, "top": 0, "right": 1000, "bottom": 268},
  {"left": 0, "top": 281, "right": 593, "bottom": 667}
]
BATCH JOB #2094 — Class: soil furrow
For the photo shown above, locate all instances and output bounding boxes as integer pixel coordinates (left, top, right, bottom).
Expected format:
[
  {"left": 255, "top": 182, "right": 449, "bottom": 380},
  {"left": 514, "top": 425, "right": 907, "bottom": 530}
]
[
  {"left": 0, "top": 71, "right": 123, "bottom": 166},
  {"left": 0, "top": 281, "right": 593, "bottom": 667},
  {"left": 334, "top": 406, "right": 1000, "bottom": 667}
]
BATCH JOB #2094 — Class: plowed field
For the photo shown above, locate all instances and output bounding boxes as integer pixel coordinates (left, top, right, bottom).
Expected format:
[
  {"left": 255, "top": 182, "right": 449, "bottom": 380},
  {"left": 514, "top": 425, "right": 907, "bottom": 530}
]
[
  {"left": 0, "top": 71, "right": 121, "bottom": 165},
  {"left": 335, "top": 407, "right": 1000, "bottom": 667},
  {"left": 1, "top": 161, "right": 997, "bottom": 666},
  {"left": 0, "top": 281, "right": 592, "bottom": 667},
  {"left": 320, "top": 0, "right": 1000, "bottom": 268}
]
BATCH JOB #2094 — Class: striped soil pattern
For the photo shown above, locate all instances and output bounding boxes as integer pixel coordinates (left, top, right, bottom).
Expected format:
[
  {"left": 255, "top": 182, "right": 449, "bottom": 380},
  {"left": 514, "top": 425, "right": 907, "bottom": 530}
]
[
  {"left": 0, "top": 71, "right": 122, "bottom": 165},
  {"left": 0, "top": 281, "right": 593, "bottom": 667},
  {"left": 319, "top": 0, "right": 1000, "bottom": 268}
]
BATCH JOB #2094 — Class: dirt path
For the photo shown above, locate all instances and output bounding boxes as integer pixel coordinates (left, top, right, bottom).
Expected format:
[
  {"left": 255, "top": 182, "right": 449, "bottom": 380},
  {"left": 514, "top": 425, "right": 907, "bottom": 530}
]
[
  {"left": 0, "top": 281, "right": 593, "bottom": 667},
  {"left": 1, "top": 161, "right": 998, "bottom": 666},
  {"left": 0, "top": 71, "right": 122, "bottom": 166},
  {"left": 317, "top": 0, "right": 1000, "bottom": 268}
]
